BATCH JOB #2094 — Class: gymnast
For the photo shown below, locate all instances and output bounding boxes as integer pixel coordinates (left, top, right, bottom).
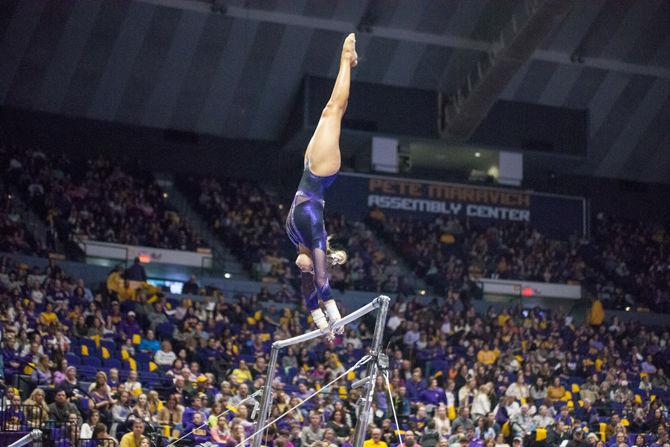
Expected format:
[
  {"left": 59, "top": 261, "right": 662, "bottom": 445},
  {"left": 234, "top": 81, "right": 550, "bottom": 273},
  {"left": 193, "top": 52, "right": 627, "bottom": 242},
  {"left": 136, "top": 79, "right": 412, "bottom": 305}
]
[{"left": 285, "top": 33, "right": 357, "bottom": 337}]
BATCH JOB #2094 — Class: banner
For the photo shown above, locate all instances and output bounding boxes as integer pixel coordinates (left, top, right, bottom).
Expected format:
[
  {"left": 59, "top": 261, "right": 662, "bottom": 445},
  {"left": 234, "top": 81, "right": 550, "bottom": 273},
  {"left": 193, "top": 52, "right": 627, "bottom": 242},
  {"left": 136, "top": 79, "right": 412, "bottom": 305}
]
[
  {"left": 325, "top": 173, "right": 586, "bottom": 238},
  {"left": 78, "top": 240, "right": 213, "bottom": 268}
]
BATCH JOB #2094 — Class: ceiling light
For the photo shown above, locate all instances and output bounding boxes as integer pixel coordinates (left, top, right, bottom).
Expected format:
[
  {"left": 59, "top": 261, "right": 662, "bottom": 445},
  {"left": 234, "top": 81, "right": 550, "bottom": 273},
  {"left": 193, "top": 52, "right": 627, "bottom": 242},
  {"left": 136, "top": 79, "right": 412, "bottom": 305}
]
[{"left": 475, "top": 152, "right": 481, "bottom": 158}]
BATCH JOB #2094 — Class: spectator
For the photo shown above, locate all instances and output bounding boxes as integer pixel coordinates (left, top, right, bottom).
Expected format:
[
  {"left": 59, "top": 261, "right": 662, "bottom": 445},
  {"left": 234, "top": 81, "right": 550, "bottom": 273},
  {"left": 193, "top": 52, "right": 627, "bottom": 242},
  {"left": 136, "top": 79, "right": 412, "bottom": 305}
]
[
  {"left": 532, "top": 405, "right": 554, "bottom": 429},
  {"left": 506, "top": 376, "right": 529, "bottom": 401},
  {"left": 364, "top": 427, "right": 388, "bottom": 447},
  {"left": 30, "top": 354, "right": 52, "bottom": 385},
  {"left": 471, "top": 383, "right": 493, "bottom": 419},
  {"left": 211, "top": 414, "right": 230, "bottom": 444},
  {"left": 132, "top": 393, "right": 154, "bottom": 424},
  {"left": 91, "top": 371, "right": 116, "bottom": 425},
  {"left": 301, "top": 412, "right": 325, "bottom": 447},
  {"left": 119, "top": 419, "right": 145, "bottom": 447},
  {"left": 433, "top": 405, "right": 451, "bottom": 438},
  {"left": 327, "top": 409, "right": 351, "bottom": 444},
  {"left": 529, "top": 377, "right": 548, "bottom": 402},
  {"left": 124, "top": 370, "right": 143, "bottom": 396},
  {"left": 399, "top": 431, "right": 422, "bottom": 447},
  {"left": 452, "top": 407, "right": 475, "bottom": 433},
  {"left": 183, "top": 275, "right": 200, "bottom": 295},
  {"left": 65, "top": 411, "right": 80, "bottom": 445},
  {"left": 111, "top": 391, "right": 132, "bottom": 438},
  {"left": 547, "top": 377, "right": 566, "bottom": 402},
  {"left": 154, "top": 340, "right": 177, "bottom": 367},
  {"left": 118, "top": 311, "right": 141, "bottom": 339},
  {"left": 23, "top": 388, "right": 49, "bottom": 428},
  {"left": 138, "top": 329, "right": 160, "bottom": 353},
  {"left": 93, "top": 422, "right": 119, "bottom": 445},
  {"left": 187, "top": 411, "right": 211, "bottom": 444},
  {"left": 157, "top": 394, "right": 183, "bottom": 439},
  {"left": 48, "top": 389, "right": 81, "bottom": 424},
  {"left": 81, "top": 409, "right": 101, "bottom": 439},
  {"left": 510, "top": 404, "right": 533, "bottom": 439},
  {"left": 2, "top": 392, "right": 27, "bottom": 431},
  {"left": 125, "top": 258, "right": 147, "bottom": 282},
  {"left": 183, "top": 394, "right": 205, "bottom": 428}
]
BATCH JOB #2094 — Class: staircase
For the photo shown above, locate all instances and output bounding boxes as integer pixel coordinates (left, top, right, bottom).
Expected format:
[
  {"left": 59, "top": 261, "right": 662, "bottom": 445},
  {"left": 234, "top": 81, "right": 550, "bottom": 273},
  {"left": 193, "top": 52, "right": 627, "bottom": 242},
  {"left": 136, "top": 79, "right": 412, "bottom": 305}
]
[
  {"left": 154, "top": 173, "right": 249, "bottom": 280},
  {"left": 8, "top": 188, "right": 53, "bottom": 251},
  {"left": 360, "top": 220, "right": 426, "bottom": 292}
]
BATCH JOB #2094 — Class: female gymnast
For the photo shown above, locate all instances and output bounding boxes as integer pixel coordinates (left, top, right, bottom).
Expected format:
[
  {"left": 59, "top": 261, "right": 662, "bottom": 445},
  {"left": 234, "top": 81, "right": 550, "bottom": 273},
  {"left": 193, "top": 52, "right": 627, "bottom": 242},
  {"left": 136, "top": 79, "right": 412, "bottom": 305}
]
[{"left": 286, "top": 33, "right": 357, "bottom": 337}]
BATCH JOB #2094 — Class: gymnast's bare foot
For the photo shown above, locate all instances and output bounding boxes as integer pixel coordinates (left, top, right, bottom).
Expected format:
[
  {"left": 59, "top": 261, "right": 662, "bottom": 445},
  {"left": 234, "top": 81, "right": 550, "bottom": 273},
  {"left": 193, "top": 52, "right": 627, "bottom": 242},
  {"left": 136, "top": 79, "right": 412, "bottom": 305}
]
[{"left": 342, "top": 33, "right": 358, "bottom": 68}]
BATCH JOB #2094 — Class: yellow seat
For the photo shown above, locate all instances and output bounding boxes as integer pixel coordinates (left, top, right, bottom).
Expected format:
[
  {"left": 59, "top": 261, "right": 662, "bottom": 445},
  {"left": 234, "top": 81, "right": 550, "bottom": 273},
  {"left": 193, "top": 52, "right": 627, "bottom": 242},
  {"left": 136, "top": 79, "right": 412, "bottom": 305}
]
[{"left": 448, "top": 405, "right": 456, "bottom": 421}]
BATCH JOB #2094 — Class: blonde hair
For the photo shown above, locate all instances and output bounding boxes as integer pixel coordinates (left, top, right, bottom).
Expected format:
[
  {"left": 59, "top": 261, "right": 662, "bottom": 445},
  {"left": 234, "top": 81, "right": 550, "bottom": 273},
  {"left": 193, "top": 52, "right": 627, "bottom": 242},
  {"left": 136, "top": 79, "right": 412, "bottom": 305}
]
[{"left": 326, "top": 235, "right": 347, "bottom": 266}]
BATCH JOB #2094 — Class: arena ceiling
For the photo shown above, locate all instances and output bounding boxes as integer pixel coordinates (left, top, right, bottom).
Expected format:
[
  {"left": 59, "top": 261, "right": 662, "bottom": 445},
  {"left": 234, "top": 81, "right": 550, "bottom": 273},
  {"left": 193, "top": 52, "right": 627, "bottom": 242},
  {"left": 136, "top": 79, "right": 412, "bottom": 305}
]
[{"left": 1, "top": 0, "right": 669, "bottom": 182}]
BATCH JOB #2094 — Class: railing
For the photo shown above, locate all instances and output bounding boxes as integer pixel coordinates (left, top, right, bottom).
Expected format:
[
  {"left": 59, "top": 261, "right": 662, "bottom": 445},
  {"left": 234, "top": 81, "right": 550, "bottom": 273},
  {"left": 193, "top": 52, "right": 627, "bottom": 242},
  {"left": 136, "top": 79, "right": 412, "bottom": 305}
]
[{"left": 0, "top": 404, "right": 47, "bottom": 432}]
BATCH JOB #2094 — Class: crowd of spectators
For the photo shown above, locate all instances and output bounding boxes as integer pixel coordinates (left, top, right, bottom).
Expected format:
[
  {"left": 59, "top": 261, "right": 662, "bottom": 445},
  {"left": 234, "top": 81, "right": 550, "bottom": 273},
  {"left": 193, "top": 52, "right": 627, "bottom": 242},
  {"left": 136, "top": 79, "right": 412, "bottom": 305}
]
[
  {"left": 367, "top": 208, "right": 670, "bottom": 312},
  {"left": 0, "top": 251, "right": 669, "bottom": 447},
  {"left": 1, "top": 143, "right": 205, "bottom": 252},
  {"left": 182, "top": 176, "right": 411, "bottom": 294},
  {"left": 367, "top": 209, "right": 582, "bottom": 295},
  {"left": 584, "top": 214, "right": 670, "bottom": 313}
]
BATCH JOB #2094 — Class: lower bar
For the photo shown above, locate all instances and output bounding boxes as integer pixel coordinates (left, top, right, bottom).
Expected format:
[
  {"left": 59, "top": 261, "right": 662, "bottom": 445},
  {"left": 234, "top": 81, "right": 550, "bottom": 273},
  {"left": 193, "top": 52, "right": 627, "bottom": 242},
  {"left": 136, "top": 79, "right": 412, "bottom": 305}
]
[
  {"left": 273, "top": 296, "right": 383, "bottom": 349},
  {"left": 9, "top": 430, "right": 41, "bottom": 447}
]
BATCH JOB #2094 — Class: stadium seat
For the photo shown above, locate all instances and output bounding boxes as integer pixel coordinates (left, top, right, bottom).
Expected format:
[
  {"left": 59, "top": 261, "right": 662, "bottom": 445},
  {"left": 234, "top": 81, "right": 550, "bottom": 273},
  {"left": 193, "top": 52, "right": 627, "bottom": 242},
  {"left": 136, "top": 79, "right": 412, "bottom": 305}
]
[
  {"left": 82, "top": 356, "right": 102, "bottom": 368},
  {"left": 102, "top": 358, "right": 122, "bottom": 369},
  {"left": 66, "top": 353, "right": 81, "bottom": 366}
]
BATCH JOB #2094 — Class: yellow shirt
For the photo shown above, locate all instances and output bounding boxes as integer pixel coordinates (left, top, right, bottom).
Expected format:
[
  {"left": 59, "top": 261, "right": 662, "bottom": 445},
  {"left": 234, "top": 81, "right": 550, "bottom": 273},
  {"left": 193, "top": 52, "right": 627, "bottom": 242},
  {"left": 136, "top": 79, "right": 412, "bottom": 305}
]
[
  {"left": 498, "top": 313, "right": 510, "bottom": 327},
  {"left": 547, "top": 385, "right": 566, "bottom": 401},
  {"left": 120, "top": 432, "right": 144, "bottom": 447},
  {"left": 364, "top": 440, "right": 388, "bottom": 447},
  {"left": 588, "top": 300, "right": 604, "bottom": 326},
  {"left": 477, "top": 349, "right": 497, "bottom": 365},
  {"left": 230, "top": 368, "right": 252, "bottom": 384},
  {"left": 106, "top": 271, "right": 124, "bottom": 294},
  {"left": 39, "top": 311, "right": 58, "bottom": 326}
]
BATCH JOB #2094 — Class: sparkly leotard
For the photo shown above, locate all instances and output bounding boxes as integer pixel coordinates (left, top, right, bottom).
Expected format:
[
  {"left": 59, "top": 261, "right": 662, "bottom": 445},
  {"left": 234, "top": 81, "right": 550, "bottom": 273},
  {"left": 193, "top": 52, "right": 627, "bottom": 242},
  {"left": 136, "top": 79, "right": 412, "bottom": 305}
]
[
  {"left": 286, "top": 160, "right": 337, "bottom": 250},
  {"left": 286, "top": 159, "right": 337, "bottom": 310}
]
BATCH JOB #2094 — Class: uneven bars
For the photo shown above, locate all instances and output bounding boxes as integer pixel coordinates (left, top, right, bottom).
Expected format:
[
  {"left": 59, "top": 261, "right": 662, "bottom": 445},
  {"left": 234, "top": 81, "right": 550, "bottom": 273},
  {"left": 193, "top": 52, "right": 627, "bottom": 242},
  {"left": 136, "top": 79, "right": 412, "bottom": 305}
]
[{"left": 273, "top": 296, "right": 385, "bottom": 349}]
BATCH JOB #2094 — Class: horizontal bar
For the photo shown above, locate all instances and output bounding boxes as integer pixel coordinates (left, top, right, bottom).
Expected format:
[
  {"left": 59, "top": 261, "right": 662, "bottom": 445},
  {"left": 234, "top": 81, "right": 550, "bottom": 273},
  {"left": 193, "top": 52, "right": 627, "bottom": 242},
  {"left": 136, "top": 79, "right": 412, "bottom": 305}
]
[
  {"left": 9, "top": 430, "right": 41, "bottom": 447},
  {"left": 273, "top": 296, "right": 387, "bottom": 349}
]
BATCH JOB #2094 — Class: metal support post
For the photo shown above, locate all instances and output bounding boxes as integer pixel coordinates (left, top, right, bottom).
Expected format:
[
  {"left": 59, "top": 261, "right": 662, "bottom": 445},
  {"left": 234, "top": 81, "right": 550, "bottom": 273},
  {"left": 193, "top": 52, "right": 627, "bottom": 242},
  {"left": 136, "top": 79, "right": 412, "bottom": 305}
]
[
  {"left": 352, "top": 295, "right": 390, "bottom": 447},
  {"left": 252, "top": 346, "right": 279, "bottom": 447}
]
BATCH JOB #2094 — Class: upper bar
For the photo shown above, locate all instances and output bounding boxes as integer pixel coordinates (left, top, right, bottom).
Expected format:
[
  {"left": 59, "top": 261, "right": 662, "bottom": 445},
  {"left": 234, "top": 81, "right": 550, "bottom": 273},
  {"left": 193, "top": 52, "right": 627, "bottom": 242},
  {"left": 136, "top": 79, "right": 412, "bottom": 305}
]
[{"left": 273, "top": 295, "right": 389, "bottom": 349}]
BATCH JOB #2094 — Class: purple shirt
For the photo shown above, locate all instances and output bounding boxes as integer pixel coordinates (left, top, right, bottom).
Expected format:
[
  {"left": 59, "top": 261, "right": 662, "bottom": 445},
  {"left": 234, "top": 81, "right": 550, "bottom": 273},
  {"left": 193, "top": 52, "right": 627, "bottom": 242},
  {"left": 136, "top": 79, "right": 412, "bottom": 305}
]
[{"left": 419, "top": 387, "right": 446, "bottom": 405}]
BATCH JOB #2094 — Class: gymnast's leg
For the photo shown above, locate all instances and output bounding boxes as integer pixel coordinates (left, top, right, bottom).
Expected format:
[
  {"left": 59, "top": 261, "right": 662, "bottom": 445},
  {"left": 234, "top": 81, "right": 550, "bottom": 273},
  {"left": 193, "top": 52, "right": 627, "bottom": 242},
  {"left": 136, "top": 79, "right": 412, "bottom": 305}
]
[
  {"left": 296, "top": 242, "right": 341, "bottom": 334},
  {"left": 310, "top": 241, "right": 343, "bottom": 332},
  {"left": 296, "top": 247, "right": 331, "bottom": 335},
  {"left": 304, "top": 33, "right": 357, "bottom": 177}
]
